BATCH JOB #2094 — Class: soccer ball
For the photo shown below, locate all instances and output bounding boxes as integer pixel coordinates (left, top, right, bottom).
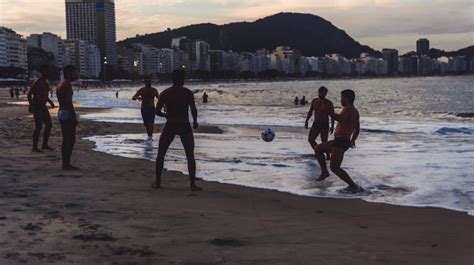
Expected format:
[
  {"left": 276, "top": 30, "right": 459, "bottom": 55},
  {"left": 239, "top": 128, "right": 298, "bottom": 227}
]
[{"left": 261, "top": 128, "right": 275, "bottom": 142}]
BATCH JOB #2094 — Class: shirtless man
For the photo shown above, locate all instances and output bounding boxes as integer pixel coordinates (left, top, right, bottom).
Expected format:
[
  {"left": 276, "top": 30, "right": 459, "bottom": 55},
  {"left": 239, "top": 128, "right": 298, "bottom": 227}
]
[
  {"left": 153, "top": 69, "right": 202, "bottom": 191},
  {"left": 305, "top": 86, "right": 334, "bottom": 159},
  {"left": 132, "top": 76, "right": 159, "bottom": 141},
  {"left": 56, "top": 65, "right": 79, "bottom": 170},
  {"left": 27, "top": 64, "right": 55, "bottom": 152},
  {"left": 314, "top": 89, "right": 361, "bottom": 193}
]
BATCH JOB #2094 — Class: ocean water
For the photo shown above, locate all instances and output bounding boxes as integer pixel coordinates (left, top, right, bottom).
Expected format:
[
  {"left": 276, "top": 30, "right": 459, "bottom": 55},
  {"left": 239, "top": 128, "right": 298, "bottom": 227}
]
[{"left": 76, "top": 76, "right": 473, "bottom": 215}]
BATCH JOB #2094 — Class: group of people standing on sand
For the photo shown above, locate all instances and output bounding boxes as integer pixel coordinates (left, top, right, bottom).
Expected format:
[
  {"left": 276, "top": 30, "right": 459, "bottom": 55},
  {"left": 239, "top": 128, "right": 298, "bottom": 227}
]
[
  {"left": 26, "top": 64, "right": 361, "bottom": 193},
  {"left": 27, "top": 64, "right": 79, "bottom": 170}
]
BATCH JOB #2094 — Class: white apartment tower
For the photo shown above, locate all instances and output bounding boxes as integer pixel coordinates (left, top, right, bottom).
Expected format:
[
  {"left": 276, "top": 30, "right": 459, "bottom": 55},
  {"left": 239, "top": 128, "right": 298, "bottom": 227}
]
[{"left": 0, "top": 27, "right": 28, "bottom": 70}]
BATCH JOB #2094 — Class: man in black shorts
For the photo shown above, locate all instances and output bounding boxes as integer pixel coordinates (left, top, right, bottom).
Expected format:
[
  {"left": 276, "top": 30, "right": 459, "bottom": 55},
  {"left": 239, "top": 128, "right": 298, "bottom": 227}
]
[
  {"left": 305, "top": 86, "right": 335, "bottom": 159},
  {"left": 27, "top": 64, "right": 55, "bottom": 152},
  {"left": 314, "top": 90, "right": 361, "bottom": 193},
  {"left": 153, "top": 69, "right": 202, "bottom": 191}
]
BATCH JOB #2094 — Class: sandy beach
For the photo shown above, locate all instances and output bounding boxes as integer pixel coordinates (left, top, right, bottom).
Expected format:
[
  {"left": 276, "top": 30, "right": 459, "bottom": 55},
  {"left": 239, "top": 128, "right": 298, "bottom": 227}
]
[{"left": 0, "top": 91, "right": 473, "bottom": 265}]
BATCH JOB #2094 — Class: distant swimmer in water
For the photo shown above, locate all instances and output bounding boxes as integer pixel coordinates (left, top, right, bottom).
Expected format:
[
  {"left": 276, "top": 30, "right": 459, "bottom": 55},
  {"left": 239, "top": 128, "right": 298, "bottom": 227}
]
[
  {"left": 294, "top": 97, "right": 299, "bottom": 105},
  {"left": 56, "top": 65, "right": 79, "bottom": 170},
  {"left": 202, "top": 92, "right": 209, "bottom": 103},
  {"left": 27, "top": 64, "right": 55, "bottom": 152},
  {"left": 305, "top": 86, "right": 335, "bottom": 160},
  {"left": 300, "top": 96, "right": 307, "bottom": 105},
  {"left": 154, "top": 69, "right": 202, "bottom": 191},
  {"left": 314, "top": 89, "right": 362, "bottom": 193},
  {"left": 132, "top": 76, "right": 159, "bottom": 142}
]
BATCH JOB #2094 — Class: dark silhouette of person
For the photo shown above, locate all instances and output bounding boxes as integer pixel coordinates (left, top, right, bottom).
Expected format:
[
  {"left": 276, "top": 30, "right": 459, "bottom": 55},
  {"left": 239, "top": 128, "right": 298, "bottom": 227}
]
[
  {"left": 9, "top": 87, "right": 14, "bottom": 99},
  {"left": 300, "top": 96, "right": 307, "bottom": 105},
  {"left": 27, "top": 64, "right": 55, "bottom": 152},
  {"left": 116, "top": 91, "right": 119, "bottom": 99},
  {"left": 305, "top": 86, "right": 335, "bottom": 159},
  {"left": 154, "top": 69, "right": 202, "bottom": 191},
  {"left": 314, "top": 89, "right": 361, "bottom": 193},
  {"left": 294, "top": 97, "right": 299, "bottom": 105},
  {"left": 56, "top": 65, "right": 79, "bottom": 170},
  {"left": 202, "top": 92, "right": 209, "bottom": 103},
  {"left": 15, "top": 88, "right": 20, "bottom": 99},
  {"left": 132, "top": 76, "right": 159, "bottom": 141}
]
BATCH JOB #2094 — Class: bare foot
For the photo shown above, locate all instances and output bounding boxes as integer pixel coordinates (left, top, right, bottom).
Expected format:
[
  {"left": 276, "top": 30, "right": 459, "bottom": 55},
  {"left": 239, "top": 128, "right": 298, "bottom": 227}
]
[
  {"left": 62, "top": 165, "right": 80, "bottom": 171},
  {"left": 41, "top": 146, "right": 55, "bottom": 151},
  {"left": 151, "top": 181, "right": 161, "bottom": 189},
  {"left": 191, "top": 184, "right": 203, "bottom": 191},
  {"left": 32, "top": 148, "right": 43, "bottom": 153},
  {"left": 316, "top": 172, "right": 330, "bottom": 181}
]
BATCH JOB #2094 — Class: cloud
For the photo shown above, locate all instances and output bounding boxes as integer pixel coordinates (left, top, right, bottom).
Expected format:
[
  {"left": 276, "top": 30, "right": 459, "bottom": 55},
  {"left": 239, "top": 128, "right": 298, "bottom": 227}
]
[{"left": 0, "top": 0, "right": 472, "bottom": 52}]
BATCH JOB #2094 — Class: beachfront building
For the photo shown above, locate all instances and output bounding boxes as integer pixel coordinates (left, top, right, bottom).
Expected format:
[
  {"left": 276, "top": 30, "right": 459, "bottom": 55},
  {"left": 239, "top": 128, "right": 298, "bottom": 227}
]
[
  {"left": 158, "top": 48, "right": 174, "bottom": 74},
  {"left": 210, "top": 50, "right": 225, "bottom": 73},
  {"left": 360, "top": 53, "right": 377, "bottom": 75},
  {"left": 327, "top": 54, "right": 352, "bottom": 75},
  {"left": 116, "top": 46, "right": 134, "bottom": 74},
  {"left": 376, "top": 58, "right": 388, "bottom": 75},
  {"left": 0, "top": 27, "right": 28, "bottom": 71},
  {"left": 382, "top": 48, "right": 399, "bottom": 74},
  {"left": 449, "top": 57, "right": 468, "bottom": 73},
  {"left": 271, "top": 46, "right": 302, "bottom": 74},
  {"left": 171, "top": 37, "right": 195, "bottom": 72},
  {"left": 65, "top": 39, "right": 101, "bottom": 78},
  {"left": 66, "top": 0, "right": 118, "bottom": 67},
  {"left": 416, "top": 38, "right": 430, "bottom": 56},
  {"left": 27, "top": 33, "right": 70, "bottom": 69},
  {"left": 436, "top": 57, "right": 450, "bottom": 74},
  {"left": 307, "top": 57, "right": 323, "bottom": 73},
  {"left": 173, "top": 50, "right": 191, "bottom": 74},
  {"left": 255, "top": 49, "right": 271, "bottom": 73},
  {"left": 194, "top": 40, "right": 211, "bottom": 72},
  {"left": 399, "top": 56, "right": 418, "bottom": 75},
  {"left": 131, "top": 44, "right": 160, "bottom": 77},
  {"left": 417, "top": 55, "right": 435, "bottom": 75}
]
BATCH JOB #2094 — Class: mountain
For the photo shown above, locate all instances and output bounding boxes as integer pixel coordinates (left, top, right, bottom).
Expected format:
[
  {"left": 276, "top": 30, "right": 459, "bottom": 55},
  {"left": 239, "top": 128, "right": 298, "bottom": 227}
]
[
  {"left": 402, "top": 46, "right": 474, "bottom": 58},
  {"left": 118, "top": 12, "right": 377, "bottom": 58}
]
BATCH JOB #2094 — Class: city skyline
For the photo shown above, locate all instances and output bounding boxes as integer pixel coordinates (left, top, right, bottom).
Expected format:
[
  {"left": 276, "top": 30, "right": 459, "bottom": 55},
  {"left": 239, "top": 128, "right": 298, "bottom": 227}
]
[{"left": 0, "top": 0, "right": 472, "bottom": 53}]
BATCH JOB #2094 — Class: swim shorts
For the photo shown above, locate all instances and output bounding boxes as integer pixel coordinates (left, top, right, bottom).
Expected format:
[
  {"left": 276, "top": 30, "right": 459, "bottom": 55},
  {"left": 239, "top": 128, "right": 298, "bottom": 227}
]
[
  {"left": 332, "top": 137, "right": 351, "bottom": 151},
  {"left": 141, "top": 107, "right": 156, "bottom": 126}
]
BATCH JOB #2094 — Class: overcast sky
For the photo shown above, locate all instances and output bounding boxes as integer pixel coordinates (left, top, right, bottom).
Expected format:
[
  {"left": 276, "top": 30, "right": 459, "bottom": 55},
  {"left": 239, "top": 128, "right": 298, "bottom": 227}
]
[{"left": 0, "top": 0, "right": 472, "bottom": 53}]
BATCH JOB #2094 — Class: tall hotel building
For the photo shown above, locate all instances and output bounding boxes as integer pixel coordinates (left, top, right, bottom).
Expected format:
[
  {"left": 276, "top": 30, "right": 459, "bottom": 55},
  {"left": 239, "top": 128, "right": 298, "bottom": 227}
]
[{"left": 65, "top": 0, "right": 117, "bottom": 67}]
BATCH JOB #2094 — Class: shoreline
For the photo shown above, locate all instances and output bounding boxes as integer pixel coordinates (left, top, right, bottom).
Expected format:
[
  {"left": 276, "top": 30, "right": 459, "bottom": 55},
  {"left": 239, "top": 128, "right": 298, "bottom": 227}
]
[{"left": 0, "top": 95, "right": 473, "bottom": 264}]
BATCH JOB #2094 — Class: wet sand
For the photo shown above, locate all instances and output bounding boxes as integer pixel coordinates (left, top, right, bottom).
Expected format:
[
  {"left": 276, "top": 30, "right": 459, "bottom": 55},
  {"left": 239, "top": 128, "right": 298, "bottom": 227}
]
[{"left": 0, "top": 92, "right": 472, "bottom": 264}]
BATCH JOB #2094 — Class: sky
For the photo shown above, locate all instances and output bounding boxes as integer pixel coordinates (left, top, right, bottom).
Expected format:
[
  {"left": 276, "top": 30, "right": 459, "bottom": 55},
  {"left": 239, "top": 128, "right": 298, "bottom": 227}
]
[{"left": 0, "top": 0, "right": 472, "bottom": 53}]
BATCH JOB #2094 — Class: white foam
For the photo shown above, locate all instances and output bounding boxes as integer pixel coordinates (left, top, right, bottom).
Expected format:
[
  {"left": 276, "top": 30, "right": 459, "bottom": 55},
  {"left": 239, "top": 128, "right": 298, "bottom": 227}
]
[{"left": 85, "top": 126, "right": 474, "bottom": 216}]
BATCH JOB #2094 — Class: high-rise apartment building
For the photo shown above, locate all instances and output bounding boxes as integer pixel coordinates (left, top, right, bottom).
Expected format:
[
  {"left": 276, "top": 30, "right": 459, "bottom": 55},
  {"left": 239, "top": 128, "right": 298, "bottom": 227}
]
[
  {"left": 382, "top": 48, "right": 399, "bottom": 74},
  {"left": 416, "top": 38, "right": 430, "bottom": 56},
  {"left": 65, "top": 0, "right": 117, "bottom": 67}
]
